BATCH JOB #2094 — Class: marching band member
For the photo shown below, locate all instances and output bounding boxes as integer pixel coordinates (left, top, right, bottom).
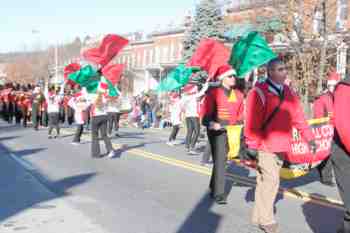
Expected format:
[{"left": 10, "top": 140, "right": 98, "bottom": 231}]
[
  {"left": 313, "top": 70, "right": 340, "bottom": 187},
  {"left": 44, "top": 83, "right": 64, "bottom": 138},
  {"left": 201, "top": 64, "right": 244, "bottom": 204},
  {"left": 332, "top": 75, "right": 350, "bottom": 233},
  {"left": 68, "top": 88, "right": 90, "bottom": 145}
]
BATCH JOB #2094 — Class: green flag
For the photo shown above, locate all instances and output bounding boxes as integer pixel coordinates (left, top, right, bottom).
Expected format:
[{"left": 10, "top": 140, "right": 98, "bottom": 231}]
[
  {"left": 68, "top": 65, "right": 119, "bottom": 97},
  {"left": 229, "top": 31, "right": 277, "bottom": 78},
  {"left": 157, "top": 64, "right": 200, "bottom": 92},
  {"left": 68, "top": 65, "right": 99, "bottom": 86}
]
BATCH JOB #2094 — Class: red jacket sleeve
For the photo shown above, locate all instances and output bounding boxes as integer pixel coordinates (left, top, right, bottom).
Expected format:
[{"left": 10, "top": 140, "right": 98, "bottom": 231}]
[
  {"left": 244, "top": 88, "right": 265, "bottom": 149},
  {"left": 200, "top": 89, "right": 215, "bottom": 127},
  {"left": 334, "top": 83, "right": 350, "bottom": 153}
]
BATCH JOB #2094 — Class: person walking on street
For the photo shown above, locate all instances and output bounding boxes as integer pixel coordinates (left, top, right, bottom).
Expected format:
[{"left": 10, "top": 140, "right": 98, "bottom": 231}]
[
  {"left": 90, "top": 91, "right": 116, "bottom": 159},
  {"left": 167, "top": 91, "right": 182, "bottom": 146},
  {"left": 181, "top": 84, "right": 207, "bottom": 155},
  {"left": 331, "top": 75, "right": 350, "bottom": 233},
  {"left": 201, "top": 64, "right": 244, "bottom": 204},
  {"left": 245, "top": 58, "right": 316, "bottom": 233},
  {"left": 45, "top": 84, "right": 64, "bottom": 139},
  {"left": 107, "top": 96, "right": 121, "bottom": 137},
  {"left": 30, "top": 86, "right": 45, "bottom": 131},
  {"left": 313, "top": 70, "right": 340, "bottom": 187},
  {"left": 68, "top": 88, "right": 90, "bottom": 145}
]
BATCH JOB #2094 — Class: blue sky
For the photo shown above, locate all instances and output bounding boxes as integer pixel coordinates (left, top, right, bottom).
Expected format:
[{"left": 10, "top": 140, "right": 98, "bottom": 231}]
[{"left": 0, "top": 0, "right": 197, "bottom": 53}]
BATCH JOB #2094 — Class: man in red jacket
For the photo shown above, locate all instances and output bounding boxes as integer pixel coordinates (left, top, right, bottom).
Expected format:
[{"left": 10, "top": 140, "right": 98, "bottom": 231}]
[
  {"left": 332, "top": 76, "right": 350, "bottom": 233},
  {"left": 313, "top": 70, "right": 340, "bottom": 187},
  {"left": 245, "top": 58, "right": 316, "bottom": 233}
]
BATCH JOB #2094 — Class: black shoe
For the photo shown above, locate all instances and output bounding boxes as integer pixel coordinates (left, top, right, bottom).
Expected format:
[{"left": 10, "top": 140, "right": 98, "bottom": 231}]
[
  {"left": 321, "top": 180, "right": 336, "bottom": 187},
  {"left": 115, "top": 133, "right": 121, "bottom": 137},
  {"left": 92, "top": 155, "right": 103, "bottom": 159},
  {"left": 214, "top": 195, "right": 227, "bottom": 205}
]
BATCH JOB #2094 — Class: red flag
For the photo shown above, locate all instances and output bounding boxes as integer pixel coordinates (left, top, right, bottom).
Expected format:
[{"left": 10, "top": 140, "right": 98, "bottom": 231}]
[
  {"left": 64, "top": 63, "right": 81, "bottom": 79},
  {"left": 82, "top": 34, "right": 129, "bottom": 67},
  {"left": 63, "top": 63, "right": 81, "bottom": 87},
  {"left": 101, "top": 64, "right": 125, "bottom": 85},
  {"left": 186, "top": 39, "right": 230, "bottom": 80}
]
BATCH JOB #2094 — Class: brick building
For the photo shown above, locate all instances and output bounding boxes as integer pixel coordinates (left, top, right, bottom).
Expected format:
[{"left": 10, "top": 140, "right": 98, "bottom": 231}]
[{"left": 115, "top": 29, "right": 184, "bottom": 96}]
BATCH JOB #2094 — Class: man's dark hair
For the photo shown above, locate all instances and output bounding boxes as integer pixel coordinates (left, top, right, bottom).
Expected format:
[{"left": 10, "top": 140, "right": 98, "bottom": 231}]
[{"left": 267, "top": 58, "right": 284, "bottom": 72}]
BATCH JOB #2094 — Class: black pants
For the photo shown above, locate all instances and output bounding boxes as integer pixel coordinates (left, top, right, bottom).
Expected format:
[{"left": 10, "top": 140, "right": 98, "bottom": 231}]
[
  {"left": 31, "top": 107, "right": 40, "bottom": 130},
  {"left": 7, "top": 103, "right": 14, "bottom": 124},
  {"left": 169, "top": 125, "right": 180, "bottom": 141},
  {"left": 208, "top": 129, "right": 228, "bottom": 197},
  {"left": 59, "top": 106, "right": 65, "bottom": 124},
  {"left": 21, "top": 108, "right": 28, "bottom": 127},
  {"left": 317, "top": 155, "right": 334, "bottom": 182},
  {"left": 185, "top": 117, "right": 200, "bottom": 150},
  {"left": 14, "top": 104, "right": 22, "bottom": 124},
  {"left": 332, "top": 139, "right": 350, "bottom": 232},
  {"left": 201, "top": 140, "right": 212, "bottom": 164},
  {"left": 91, "top": 115, "right": 113, "bottom": 157},
  {"left": 48, "top": 113, "right": 60, "bottom": 136},
  {"left": 41, "top": 111, "right": 48, "bottom": 127},
  {"left": 108, "top": 112, "right": 120, "bottom": 135},
  {"left": 67, "top": 107, "right": 74, "bottom": 125},
  {"left": 73, "top": 124, "right": 84, "bottom": 143}
]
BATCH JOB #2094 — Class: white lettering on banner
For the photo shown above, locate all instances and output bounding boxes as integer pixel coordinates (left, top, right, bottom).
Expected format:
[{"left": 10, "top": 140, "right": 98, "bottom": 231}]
[
  {"left": 291, "top": 142, "right": 309, "bottom": 154},
  {"left": 320, "top": 125, "right": 333, "bottom": 137},
  {"left": 311, "top": 127, "right": 322, "bottom": 139},
  {"left": 315, "top": 138, "right": 332, "bottom": 152},
  {"left": 292, "top": 128, "right": 301, "bottom": 141}
]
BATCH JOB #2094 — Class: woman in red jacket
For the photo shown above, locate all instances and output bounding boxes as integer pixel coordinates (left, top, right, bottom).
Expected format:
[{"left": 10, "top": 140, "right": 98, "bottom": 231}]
[{"left": 332, "top": 77, "right": 350, "bottom": 233}]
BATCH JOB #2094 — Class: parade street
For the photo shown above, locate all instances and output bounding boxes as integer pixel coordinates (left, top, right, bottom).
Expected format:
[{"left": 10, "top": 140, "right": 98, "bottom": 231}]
[{"left": 0, "top": 120, "right": 343, "bottom": 233}]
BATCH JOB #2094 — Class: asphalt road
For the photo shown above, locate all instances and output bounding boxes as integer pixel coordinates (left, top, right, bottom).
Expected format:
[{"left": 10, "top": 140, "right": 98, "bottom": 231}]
[{"left": 0, "top": 121, "right": 344, "bottom": 233}]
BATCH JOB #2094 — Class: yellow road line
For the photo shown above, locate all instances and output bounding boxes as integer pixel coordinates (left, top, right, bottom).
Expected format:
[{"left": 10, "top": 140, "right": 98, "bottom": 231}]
[{"left": 60, "top": 129, "right": 344, "bottom": 210}]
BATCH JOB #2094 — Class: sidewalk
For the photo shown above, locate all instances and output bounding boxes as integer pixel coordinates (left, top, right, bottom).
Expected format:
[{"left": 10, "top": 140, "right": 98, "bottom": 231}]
[{"left": 0, "top": 141, "right": 107, "bottom": 233}]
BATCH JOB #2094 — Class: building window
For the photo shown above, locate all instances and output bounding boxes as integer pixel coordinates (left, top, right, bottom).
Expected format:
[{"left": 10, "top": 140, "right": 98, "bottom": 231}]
[
  {"left": 163, "top": 46, "right": 169, "bottom": 62},
  {"left": 170, "top": 41, "right": 175, "bottom": 61},
  {"left": 155, "top": 46, "right": 160, "bottom": 64},
  {"left": 149, "top": 49, "right": 154, "bottom": 65},
  {"left": 131, "top": 54, "right": 136, "bottom": 68},
  {"left": 143, "top": 50, "right": 147, "bottom": 67},
  {"left": 137, "top": 53, "right": 141, "bottom": 68}
]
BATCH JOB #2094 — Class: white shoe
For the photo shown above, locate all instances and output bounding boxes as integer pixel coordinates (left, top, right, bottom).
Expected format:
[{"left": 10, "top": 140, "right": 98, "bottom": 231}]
[
  {"left": 71, "top": 142, "right": 80, "bottom": 146},
  {"left": 166, "top": 141, "right": 175, "bottom": 146},
  {"left": 108, "top": 150, "right": 116, "bottom": 158}
]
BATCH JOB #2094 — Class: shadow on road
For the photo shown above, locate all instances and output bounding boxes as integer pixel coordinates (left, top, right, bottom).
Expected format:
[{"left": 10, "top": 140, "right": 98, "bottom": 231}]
[
  {"left": 301, "top": 195, "right": 343, "bottom": 233},
  {"left": 13, "top": 148, "right": 47, "bottom": 158},
  {"left": 175, "top": 193, "right": 222, "bottom": 233},
  {"left": 0, "top": 136, "right": 20, "bottom": 141},
  {"left": 41, "top": 172, "right": 97, "bottom": 196}
]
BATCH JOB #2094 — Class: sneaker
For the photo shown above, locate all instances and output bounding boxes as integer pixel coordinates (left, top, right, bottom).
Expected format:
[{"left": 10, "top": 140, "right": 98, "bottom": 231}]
[
  {"left": 166, "top": 141, "right": 175, "bottom": 146},
  {"left": 259, "top": 223, "right": 279, "bottom": 233},
  {"left": 107, "top": 150, "right": 117, "bottom": 158},
  {"left": 48, "top": 135, "right": 52, "bottom": 139},
  {"left": 71, "top": 142, "right": 80, "bottom": 146},
  {"left": 188, "top": 150, "right": 199, "bottom": 155}
]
